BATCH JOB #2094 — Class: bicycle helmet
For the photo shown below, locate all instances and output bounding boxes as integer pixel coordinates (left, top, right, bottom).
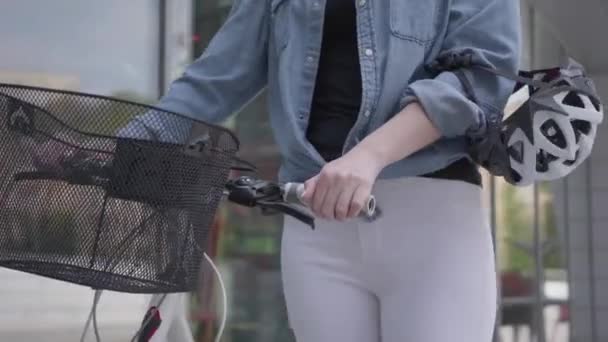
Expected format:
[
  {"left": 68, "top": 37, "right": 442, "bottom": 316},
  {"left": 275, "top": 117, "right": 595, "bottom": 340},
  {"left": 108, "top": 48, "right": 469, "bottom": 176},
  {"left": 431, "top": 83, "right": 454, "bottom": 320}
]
[
  {"left": 501, "top": 59, "right": 604, "bottom": 186},
  {"left": 431, "top": 54, "right": 605, "bottom": 186}
]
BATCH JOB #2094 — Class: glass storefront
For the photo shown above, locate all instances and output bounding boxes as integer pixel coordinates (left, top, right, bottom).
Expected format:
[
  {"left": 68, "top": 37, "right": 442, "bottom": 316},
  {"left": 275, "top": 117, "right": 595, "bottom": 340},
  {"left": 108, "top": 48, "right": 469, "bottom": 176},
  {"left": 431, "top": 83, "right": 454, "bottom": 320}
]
[
  {"left": 488, "top": 176, "right": 571, "bottom": 342},
  {"left": 0, "top": 2, "right": 166, "bottom": 339},
  {"left": 0, "top": 0, "right": 160, "bottom": 100},
  {"left": 491, "top": 5, "right": 574, "bottom": 341},
  {"left": 191, "top": 2, "right": 290, "bottom": 341}
]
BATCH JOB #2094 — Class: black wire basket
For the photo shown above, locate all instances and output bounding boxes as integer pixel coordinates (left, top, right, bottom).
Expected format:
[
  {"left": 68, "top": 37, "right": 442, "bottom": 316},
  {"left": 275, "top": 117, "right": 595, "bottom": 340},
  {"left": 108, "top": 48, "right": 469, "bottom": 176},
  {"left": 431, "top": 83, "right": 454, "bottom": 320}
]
[{"left": 0, "top": 84, "right": 239, "bottom": 293}]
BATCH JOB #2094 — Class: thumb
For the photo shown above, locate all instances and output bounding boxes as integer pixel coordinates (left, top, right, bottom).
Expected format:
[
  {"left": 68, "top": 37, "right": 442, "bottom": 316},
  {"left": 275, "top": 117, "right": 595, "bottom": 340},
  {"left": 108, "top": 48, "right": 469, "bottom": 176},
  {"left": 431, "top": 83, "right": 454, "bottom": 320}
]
[{"left": 301, "top": 175, "right": 319, "bottom": 205}]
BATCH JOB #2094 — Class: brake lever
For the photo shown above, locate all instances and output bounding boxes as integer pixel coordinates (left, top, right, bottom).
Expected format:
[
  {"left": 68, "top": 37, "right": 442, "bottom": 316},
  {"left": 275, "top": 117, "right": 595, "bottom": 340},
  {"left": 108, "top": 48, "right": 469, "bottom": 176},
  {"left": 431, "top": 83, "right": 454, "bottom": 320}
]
[
  {"left": 57, "top": 151, "right": 112, "bottom": 187},
  {"left": 258, "top": 201, "right": 315, "bottom": 229},
  {"left": 226, "top": 176, "right": 315, "bottom": 229},
  {"left": 225, "top": 176, "right": 281, "bottom": 207}
]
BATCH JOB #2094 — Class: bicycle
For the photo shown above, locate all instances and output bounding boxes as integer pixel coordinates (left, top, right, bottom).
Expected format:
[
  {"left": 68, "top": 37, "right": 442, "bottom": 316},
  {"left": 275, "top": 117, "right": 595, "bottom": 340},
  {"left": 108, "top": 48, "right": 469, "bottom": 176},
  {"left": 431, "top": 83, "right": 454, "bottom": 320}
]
[
  {"left": 134, "top": 175, "right": 377, "bottom": 342},
  {"left": 0, "top": 83, "right": 379, "bottom": 342}
]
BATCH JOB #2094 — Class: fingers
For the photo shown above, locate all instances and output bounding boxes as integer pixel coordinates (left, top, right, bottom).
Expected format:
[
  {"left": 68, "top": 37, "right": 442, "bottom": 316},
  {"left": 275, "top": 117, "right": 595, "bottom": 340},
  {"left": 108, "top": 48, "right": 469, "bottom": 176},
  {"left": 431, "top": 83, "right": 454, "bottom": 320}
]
[
  {"left": 335, "top": 183, "right": 356, "bottom": 221},
  {"left": 302, "top": 160, "right": 375, "bottom": 221},
  {"left": 301, "top": 176, "right": 318, "bottom": 206},
  {"left": 348, "top": 185, "right": 371, "bottom": 218},
  {"left": 320, "top": 169, "right": 351, "bottom": 220},
  {"left": 311, "top": 172, "right": 330, "bottom": 219},
  {"left": 310, "top": 166, "right": 359, "bottom": 221},
  {"left": 32, "top": 140, "right": 72, "bottom": 172}
]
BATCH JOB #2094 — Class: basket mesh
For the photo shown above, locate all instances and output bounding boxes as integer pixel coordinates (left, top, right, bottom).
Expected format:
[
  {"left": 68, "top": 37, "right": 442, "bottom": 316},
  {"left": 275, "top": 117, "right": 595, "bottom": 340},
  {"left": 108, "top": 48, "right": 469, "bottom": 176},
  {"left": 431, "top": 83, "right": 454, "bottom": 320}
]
[{"left": 0, "top": 84, "right": 239, "bottom": 293}]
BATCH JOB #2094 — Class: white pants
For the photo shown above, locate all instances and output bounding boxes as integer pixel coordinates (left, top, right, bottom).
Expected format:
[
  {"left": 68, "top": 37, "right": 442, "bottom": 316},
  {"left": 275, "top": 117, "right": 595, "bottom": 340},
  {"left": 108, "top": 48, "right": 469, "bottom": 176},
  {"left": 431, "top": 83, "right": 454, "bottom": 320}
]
[{"left": 281, "top": 177, "right": 497, "bottom": 342}]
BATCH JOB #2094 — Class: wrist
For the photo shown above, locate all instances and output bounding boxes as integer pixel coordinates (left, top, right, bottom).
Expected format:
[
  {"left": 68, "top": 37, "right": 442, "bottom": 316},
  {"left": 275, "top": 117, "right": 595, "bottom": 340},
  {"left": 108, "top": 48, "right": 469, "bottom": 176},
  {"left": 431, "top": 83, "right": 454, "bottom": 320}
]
[
  {"left": 349, "top": 141, "right": 390, "bottom": 172},
  {"left": 349, "top": 102, "right": 441, "bottom": 170}
]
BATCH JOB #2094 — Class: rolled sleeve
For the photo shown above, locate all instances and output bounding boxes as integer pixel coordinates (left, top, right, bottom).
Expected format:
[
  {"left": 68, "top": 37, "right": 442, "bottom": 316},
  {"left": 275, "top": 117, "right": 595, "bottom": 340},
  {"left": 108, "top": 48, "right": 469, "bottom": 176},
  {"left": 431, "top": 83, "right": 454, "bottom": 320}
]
[{"left": 400, "top": 0, "right": 521, "bottom": 139}]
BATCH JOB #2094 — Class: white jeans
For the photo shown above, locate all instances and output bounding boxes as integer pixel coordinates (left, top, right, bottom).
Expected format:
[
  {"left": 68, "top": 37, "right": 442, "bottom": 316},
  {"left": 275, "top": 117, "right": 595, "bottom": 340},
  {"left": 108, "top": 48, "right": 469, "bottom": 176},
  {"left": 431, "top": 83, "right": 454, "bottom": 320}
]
[{"left": 281, "top": 177, "right": 497, "bottom": 342}]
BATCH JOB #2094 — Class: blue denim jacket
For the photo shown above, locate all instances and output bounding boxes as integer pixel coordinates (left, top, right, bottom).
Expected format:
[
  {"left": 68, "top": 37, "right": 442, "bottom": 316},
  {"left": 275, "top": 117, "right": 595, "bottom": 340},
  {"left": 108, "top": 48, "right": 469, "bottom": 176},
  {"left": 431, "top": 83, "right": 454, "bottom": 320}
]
[{"left": 125, "top": 0, "right": 521, "bottom": 182}]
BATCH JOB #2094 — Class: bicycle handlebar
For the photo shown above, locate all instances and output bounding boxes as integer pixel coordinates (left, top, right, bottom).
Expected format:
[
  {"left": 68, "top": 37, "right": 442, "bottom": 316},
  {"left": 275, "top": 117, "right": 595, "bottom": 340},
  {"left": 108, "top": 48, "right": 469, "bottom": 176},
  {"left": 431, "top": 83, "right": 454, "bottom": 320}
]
[
  {"left": 14, "top": 155, "right": 380, "bottom": 229},
  {"left": 225, "top": 176, "right": 381, "bottom": 227},
  {"left": 14, "top": 171, "right": 63, "bottom": 182},
  {"left": 282, "top": 182, "right": 378, "bottom": 220},
  {"left": 13, "top": 170, "right": 109, "bottom": 187}
]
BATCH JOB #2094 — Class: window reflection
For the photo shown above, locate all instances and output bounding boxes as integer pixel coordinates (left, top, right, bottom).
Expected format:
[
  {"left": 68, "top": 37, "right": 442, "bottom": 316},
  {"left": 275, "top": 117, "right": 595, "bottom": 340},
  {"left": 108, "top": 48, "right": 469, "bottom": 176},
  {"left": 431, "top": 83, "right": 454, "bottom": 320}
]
[
  {"left": 0, "top": 2, "right": 169, "bottom": 340},
  {"left": 0, "top": 1, "right": 159, "bottom": 98},
  {"left": 541, "top": 181, "right": 570, "bottom": 342},
  {"left": 494, "top": 180, "right": 540, "bottom": 341},
  {"left": 491, "top": 177, "right": 571, "bottom": 342}
]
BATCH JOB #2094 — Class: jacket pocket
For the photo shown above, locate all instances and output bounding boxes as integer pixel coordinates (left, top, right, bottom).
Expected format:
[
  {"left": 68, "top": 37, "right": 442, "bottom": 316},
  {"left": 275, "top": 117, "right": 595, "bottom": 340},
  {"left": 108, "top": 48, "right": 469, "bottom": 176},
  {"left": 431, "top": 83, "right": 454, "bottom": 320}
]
[
  {"left": 270, "top": 0, "right": 290, "bottom": 53},
  {"left": 389, "top": 0, "right": 438, "bottom": 45}
]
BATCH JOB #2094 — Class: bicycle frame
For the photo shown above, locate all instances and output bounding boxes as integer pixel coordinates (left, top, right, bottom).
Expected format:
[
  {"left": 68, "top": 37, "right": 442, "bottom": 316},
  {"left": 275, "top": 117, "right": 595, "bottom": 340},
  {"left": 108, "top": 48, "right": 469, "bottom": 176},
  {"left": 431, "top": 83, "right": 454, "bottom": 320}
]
[{"left": 141, "top": 293, "right": 194, "bottom": 342}]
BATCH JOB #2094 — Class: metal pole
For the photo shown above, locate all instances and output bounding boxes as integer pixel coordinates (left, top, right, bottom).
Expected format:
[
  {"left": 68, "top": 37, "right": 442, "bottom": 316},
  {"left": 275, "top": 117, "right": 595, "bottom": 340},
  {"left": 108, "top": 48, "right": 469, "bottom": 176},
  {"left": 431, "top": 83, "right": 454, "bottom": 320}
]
[
  {"left": 158, "top": 0, "right": 167, "bottom": 98},
  {"left": 491, "top": 177, "right": 498, "bottom": 246},
  {"left": 491, "top": 177, "right": 502, "bottom": 342},
  {"left": 533, "top": 183, "right": 546, "bottom": 342},
  {"left": 563, "top": 176, "right": 573, "bottom": 337},
  {"left": 585, "top": 159, "right": 598, "bottom": 342}
]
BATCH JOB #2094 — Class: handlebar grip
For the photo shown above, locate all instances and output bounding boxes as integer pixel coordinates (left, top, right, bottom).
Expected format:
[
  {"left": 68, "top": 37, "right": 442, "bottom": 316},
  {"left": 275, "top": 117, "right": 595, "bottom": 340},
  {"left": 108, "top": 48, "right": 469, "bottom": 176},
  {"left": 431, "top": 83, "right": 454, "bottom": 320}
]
[
  {"left": 282, "top": 183, "right": 379, "bottom": 221},
  {"left": 14, "top": 171, "right": 66, "bottom": 182},
  {"left": 14, "top": 170, "right": 107, "bottom": 188}
]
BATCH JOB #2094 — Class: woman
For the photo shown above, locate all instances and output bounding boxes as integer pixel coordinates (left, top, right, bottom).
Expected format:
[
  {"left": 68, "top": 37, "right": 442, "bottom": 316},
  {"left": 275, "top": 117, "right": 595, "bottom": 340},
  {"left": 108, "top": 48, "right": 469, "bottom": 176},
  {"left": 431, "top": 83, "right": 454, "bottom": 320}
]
[
  {"left": 150, "top": 0, "right": 521, "bottom": 341},
  {"left": 126, "top": 0, "right": 519, "bottom": 340}
]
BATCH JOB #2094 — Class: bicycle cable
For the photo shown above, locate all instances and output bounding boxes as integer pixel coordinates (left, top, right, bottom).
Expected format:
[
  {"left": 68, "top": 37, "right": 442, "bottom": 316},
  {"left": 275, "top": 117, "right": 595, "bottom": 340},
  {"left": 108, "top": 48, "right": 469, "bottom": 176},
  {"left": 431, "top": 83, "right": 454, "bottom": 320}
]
[
  {"left": 129, "top": 293, "right": 168, "bottom": 342},
  {"left": 126, "top": 252, "right": 227, "bottom": 342},
  {"left": 80, "top": 289, "right": 103, "bottom": 342},
  {"left": 205, "top": 252, "right": 228, "bottom": 342}
]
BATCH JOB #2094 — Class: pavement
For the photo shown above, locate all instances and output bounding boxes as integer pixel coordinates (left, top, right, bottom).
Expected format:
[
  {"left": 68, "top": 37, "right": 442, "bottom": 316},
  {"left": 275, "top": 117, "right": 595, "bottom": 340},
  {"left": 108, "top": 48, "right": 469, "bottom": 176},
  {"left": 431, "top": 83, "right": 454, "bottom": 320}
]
[
  {"left": 0, "top": 268, "right": 149, "bottom": 342},
  {"left": 0, "top": 267, "right": 571, "bottom": 342},
  {"left": 0, "top": 327, "right": 135, "bottom": 342}
]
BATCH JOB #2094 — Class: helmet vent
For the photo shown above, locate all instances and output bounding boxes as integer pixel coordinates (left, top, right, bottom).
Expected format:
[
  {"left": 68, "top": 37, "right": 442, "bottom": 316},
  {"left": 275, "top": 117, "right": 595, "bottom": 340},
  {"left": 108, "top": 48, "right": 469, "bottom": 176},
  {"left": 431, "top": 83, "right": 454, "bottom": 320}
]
[
  {"left": 590, "top": 97, "right": 601, "bottom": 111},
  {"left": 563, "top": 150, "right": 580, "bottom": 166},
  {"left": 508, "top": 141, "right": 524, "bottom": 163},
  {"left": 541, "top": 120, "right": 567, "bottom": 148},
  {"left": 563, "top": 91, "right": 585, "bottom": 108},
  {"left": 572, "top": 119, "right": 591, "bottom": 136},
  {"left": 536, "top": 150, "right": 559, "bottom": 172}
]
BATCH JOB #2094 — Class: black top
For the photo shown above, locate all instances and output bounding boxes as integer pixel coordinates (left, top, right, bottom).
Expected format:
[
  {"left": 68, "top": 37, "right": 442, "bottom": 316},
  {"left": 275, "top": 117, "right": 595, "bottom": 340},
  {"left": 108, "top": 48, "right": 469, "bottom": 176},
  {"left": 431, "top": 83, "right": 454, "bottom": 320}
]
[
  {"left": 306, "top": 0, "right": 481, "bottom": 186},
  {"left": 306, "top": 0, "right": 362, "bottom": 162}
]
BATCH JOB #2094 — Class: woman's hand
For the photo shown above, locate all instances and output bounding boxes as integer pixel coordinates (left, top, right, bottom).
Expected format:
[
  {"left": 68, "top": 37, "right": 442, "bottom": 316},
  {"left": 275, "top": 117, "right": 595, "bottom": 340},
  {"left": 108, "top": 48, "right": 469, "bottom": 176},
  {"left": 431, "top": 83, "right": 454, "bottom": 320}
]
[
  {"left": 300, "top": 102, "right": 442, "bottom": 221},
  {"left": 301, "top": 146, "right": 384, "bottom": 221},
  {"left": 31, "top": 140, "right": 75, "bottom": 173}
]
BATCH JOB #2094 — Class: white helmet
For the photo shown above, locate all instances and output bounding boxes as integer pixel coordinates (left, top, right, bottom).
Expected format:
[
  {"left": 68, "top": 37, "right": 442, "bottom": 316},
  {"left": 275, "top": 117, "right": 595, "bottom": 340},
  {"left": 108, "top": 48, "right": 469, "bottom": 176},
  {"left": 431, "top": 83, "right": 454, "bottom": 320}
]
[
  {"left": 424, "top": 54, "right": 603, "bottom": 186},
  {"left": 502, "top": 59, "right": 604, "bottom": 186}
]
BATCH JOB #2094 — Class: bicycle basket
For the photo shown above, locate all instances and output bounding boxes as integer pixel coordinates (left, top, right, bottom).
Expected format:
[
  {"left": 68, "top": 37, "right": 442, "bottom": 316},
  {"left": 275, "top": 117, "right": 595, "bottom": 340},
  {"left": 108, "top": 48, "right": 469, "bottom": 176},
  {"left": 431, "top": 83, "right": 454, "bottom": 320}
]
[{"left": 0, "top": 84, "right": 239, "bottom": 293}]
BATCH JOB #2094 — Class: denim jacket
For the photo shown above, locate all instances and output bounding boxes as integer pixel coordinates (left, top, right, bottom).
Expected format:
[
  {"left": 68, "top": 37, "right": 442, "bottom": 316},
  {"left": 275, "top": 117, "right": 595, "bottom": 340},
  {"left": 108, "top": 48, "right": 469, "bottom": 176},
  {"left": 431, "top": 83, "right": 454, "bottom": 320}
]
[{"left": 125, "top": 0, "right": 521, "bottom": 182}]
